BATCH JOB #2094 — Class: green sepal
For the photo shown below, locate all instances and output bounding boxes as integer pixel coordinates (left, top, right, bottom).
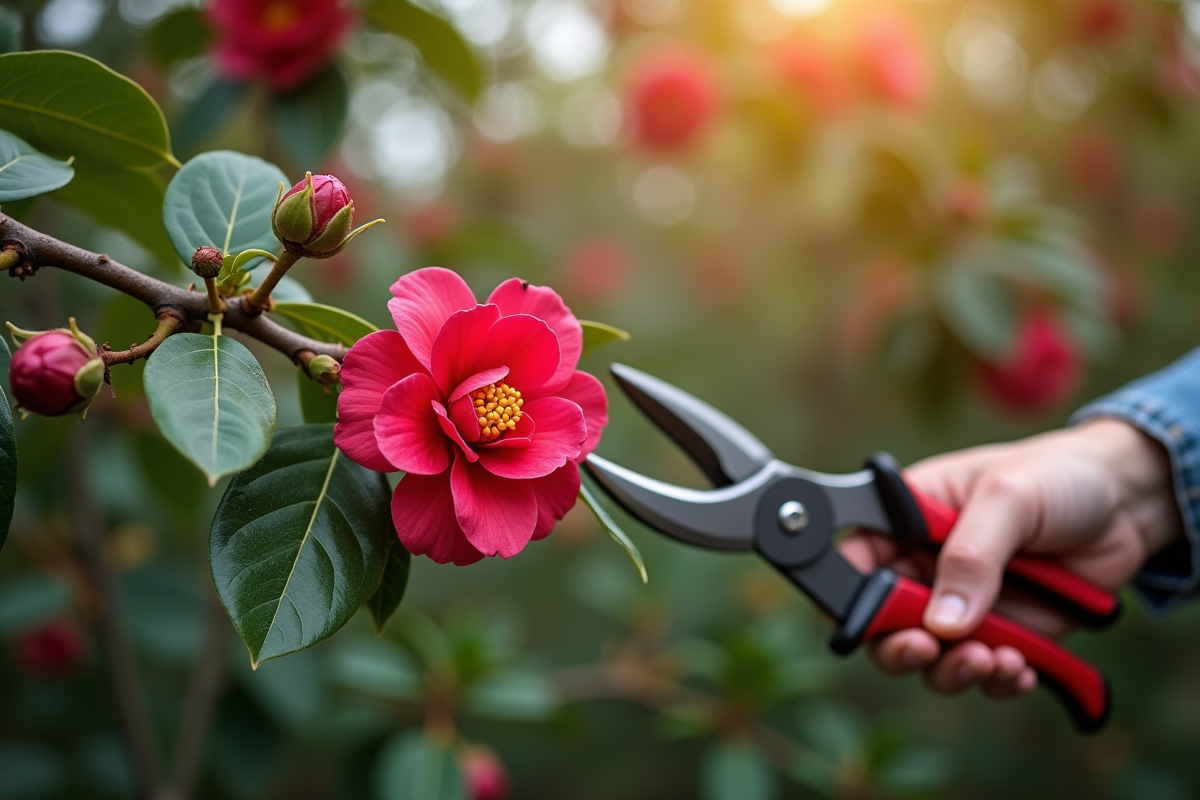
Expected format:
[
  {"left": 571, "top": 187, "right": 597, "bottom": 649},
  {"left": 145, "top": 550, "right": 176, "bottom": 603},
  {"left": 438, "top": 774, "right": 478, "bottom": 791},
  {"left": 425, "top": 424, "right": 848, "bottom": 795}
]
[
  {"left": 306, "top": 201, "right": 354, "bottom": 254},
  {"left": 71, "top": 358, "right": 105, "bottom": 412},
  {"left": 67, "top": 317, "right": 99, "bottom": 355},
  {"left": 272, "top": 174, "right": 314, "bottom": 244}
]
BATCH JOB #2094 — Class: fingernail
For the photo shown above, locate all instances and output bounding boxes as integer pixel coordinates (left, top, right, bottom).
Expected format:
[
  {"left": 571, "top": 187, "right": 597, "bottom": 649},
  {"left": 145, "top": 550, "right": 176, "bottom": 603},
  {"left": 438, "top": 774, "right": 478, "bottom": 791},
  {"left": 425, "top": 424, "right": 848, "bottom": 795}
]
[
  {"left": 956, "top": 662, "right": 977, "bottom": 685},
  {"left": 929, "top": 593, "right": 967, "bottom": 628}
]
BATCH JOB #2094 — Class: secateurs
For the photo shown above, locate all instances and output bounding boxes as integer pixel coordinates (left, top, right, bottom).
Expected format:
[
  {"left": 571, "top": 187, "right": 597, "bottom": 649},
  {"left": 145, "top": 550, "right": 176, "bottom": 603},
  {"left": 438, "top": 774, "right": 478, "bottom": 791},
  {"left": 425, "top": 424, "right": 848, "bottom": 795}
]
[{"left": 584, "top": 364, "right": 1121, "bottom": 733}]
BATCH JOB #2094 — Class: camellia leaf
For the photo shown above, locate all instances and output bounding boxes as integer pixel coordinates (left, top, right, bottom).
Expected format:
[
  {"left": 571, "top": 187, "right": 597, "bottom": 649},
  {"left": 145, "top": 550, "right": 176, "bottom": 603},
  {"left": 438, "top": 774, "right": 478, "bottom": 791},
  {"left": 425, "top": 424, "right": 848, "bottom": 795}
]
[
  {"left": 374, "top": 733, "right": 466, "bottom": 800},
  {"left": 579, "top": 477, "right": 648, "bottom": 583},
  {"left": 700, "top": 743, "right": 778, "bottom": 800},
  {"left": 580, "top": 320, "right": 631, "bottom": 355},
  {"left": 0, "top": 332, "right": 10, "bottom": 397},
  {"left": 365, "top": 541, "right": 411, "bottom": 635},
  {"left": 209, "top": 424, "right": 391, "bottom": 666},
  {"left": 0, "top": 381, "right": 15, "bottom": 553},
  {"left": 296, "top": 371, "right": 338, "bottom": 424},
  {"left": 56, "top": 165, "right": 181, "bottom": 268},
  {"left": 0, "top": 50, "right": 178, "bottom": 169},
  {"left": 270, "top": 302, "right": 377, "bottom": 346},
  {"left": 146, "top": 7, "right": 212, "bottom": 67},
  {"left": 172, "top": 80, "right": 248, "bottom": 156},
  {"left": 270, "top": 64, "right": 350, "bottom": 169},
  {"left": 0, "top": 129, "right": 74, "bottom": 202},
  {"left": 933, "top": 259, "right": 1017, "bottom": 360},
  {"left": 143, "top": 332, "right": 278, "bottom": 486},
  {"left": 364, "top": 0, "right": 483, "bottom": 100},
  {"left": 163, "top": 150, "right": 287, "bottom": 265}
]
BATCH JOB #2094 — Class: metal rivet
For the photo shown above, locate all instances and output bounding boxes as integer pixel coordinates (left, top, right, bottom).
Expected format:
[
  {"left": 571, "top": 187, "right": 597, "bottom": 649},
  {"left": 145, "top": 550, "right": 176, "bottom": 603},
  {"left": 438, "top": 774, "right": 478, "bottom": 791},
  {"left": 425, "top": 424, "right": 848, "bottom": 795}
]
[{"left": 778, "top": 501, "right": 808, "bottom": 535}]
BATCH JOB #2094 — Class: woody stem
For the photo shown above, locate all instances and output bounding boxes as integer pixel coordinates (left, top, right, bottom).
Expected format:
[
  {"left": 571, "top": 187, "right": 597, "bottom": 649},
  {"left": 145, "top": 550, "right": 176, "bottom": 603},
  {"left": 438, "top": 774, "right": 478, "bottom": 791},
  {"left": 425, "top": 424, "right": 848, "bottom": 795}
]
[
  {"left": 244, "top": 250, "right": 299, "bottom": 313},
  {"left": 102, "top": 314, "right": 185, "bottom": 367}
]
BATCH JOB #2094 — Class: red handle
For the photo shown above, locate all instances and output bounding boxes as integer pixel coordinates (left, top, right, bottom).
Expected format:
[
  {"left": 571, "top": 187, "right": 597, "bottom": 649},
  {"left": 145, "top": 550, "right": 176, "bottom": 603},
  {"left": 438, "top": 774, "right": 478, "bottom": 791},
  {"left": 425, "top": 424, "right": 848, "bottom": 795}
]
[
  {"left": 909, "top": 487, "right": 1120, "bottom": 627},
  {"left": 862, "top": 573, "right": 1111, "bottom": 733}
]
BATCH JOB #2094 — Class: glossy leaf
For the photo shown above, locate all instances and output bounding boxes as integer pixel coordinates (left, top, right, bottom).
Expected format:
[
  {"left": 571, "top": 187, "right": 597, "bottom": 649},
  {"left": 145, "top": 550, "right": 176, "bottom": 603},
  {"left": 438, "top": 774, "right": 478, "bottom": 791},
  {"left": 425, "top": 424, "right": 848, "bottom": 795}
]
[
  {"left": 163, "top": 150, "right": 287, "bottom": 265},
  {"left": 364, "top": 0, "right": 483, "bottom": 100},
  {"left": 701, "top": 743, "right": 777, "bottom": 800},
  {"left": 374, "top": 733, "right": 466, "bottom": 800},
  {"left": 172, "top": 80, "right": 247, "bottom": 156},
  {"left": 146, "top": 7, "right": 212, "bottom": 67},
  {"left": 0, "top": 382, "right": 14, "bottom": 553},
  {"left": 56, "top": 166, "right": 181, "bottom": 269},
  {"left": 270, "top": 65, "right": 350, "bottom": 169},
  {"left": 0, "top": 334, "right": 10, "bottom": 397},
  {"left": 210, "top": 424, "right": 391, "bottom": 666},
  {"left": 143, "top": 333, "right": 278, "bottom": 486},
  {"left": 270, "top": 302, "right": 377, "bottom": 346},
  {"left": 0, "top": 129, "right": 73, "bottom": 202},
  {"left": 580, "top": 320, "right": 631, "bottom": 355},
  {"left": 365, "top": 541, "right": 411, "bottom": 634},
  {"left": 0, "top": 51, "right": 177, "bottom": 169},
  {"left": 297, "top": 370, "right": 338, "bottom": 424},
  {"left": 579, "top": 478, "right": 648, "bottom": 583}
]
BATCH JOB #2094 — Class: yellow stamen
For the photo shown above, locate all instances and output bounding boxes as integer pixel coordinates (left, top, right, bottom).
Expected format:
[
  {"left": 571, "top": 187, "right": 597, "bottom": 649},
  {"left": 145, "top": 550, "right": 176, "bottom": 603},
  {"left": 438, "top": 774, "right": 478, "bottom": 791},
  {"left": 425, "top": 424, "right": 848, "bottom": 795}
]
[
  {"left": 475, "top": 382, "right": 523, "bottom": 441},
  {"left": 261, "top": 0, "right": 299, "bottom": 31}
]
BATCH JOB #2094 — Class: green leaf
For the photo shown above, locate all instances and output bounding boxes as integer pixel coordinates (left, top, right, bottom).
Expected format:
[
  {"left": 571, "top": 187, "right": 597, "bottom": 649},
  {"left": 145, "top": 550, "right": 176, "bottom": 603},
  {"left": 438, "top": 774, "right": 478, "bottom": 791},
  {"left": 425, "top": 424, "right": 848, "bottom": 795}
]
[
  {"left": 580, "top": 320, "right": 631, "bottom": 355},
  {"left": 210, "top": 424, "right": 391, "bottom": 666},
  {"left": 463, "top": 670, "right": 558, "bottom": 721},
  {"left": 143, "top": 333, "right": 278, "bottom": 486},
  {"left": 0, "top": 335, "right": 10, "bottom": 398},
  {"left": 933, "top": 262, "right": 1017, "bottom": 359},
  {"left": 55, "top": 165, "right": 181, "bottom": 268},
  {"left": 0, "top": 129, "right": 73, "bottom": 202},
  {"left": 270, "top": 301, "right": 377, "bottom": 346},
  {"left": 0, "top": 381, "right": 14, "bottom": 553},
  {"left": 270, "top": 64, "right": 350, "bottom": 169},
  {"left": 374, "top": 733, "right": 466, "bottom": 800},
  {"left": 172, "top": 79, "right": 247, "bottom": 155},
  {"left": 365, "top": 541, "right": 411, "bottom": 634},
  {"left": 0, "top": 50, "right": 178, "bottom": 169},
  {"left": 163, "top": 150, "right": 287, "bottom": 265},
  {"left": 579, "top": 478, "right": 648, "bottom": 584},
  {"left": 0, "top": 574, "right": 71, "bottom": 636},
  {"left": 364, "top": 0, "right": 483, "bottom": 100},
  {"left": 701, "top": 743, "right": 778, "bottom": 800},
  {"left": 297, "top": 370, "right": 338, "bottom": 424},
  {"left": 146, "top": 7, "right": 212, "bottom": 67}
]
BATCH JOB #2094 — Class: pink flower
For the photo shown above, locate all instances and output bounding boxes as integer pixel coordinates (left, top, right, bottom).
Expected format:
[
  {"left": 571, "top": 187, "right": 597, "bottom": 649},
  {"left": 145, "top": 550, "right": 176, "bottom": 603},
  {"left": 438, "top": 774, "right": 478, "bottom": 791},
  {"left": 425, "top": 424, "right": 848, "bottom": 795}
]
[
  {"left": 208, "top": 0, "right": 354, "bottom": 92},
  {"left": 978, "top": 310, "right": 1080, "bottom": 413},
  {"left": 335, "top": 268, "right": 608, "bottom": 566},
  {"left": 461, "top": 746, "right": 510, "bottom": 800},
  {"left": 627, "top": 50, "right": 720, "bottom": 151},
  {"left": 770, "top": 38, "right": 853, "bottom": 118},
  {"left": 855, "top": 12, "right": 930, "bottom": 112}
]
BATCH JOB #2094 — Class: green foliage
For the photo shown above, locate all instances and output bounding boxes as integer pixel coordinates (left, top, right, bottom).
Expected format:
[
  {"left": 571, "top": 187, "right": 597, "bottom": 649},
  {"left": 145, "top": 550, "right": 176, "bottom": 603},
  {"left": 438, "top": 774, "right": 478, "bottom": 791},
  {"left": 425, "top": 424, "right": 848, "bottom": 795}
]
[
  {"left": 296, "top": 371, "right": 338, "bottom": 424},
  {"left": 270, "top": 65, "right": 350, "bottom": 169},
  {"left": 701, "top": 743, "right": 777, "bottom": 800},
  {"left": 0, "top": 741, "right": 64, "bottom": 799},
  {"left": 172, "top": 80, "right": 247, "bottom": 156},
  {"left": 145, "top": 7, "right": 212, "bottom": 67},
  {"left": 56, "top": 166, "right": 180, "bottom": 268},
  {"left": 365, "top": 541, "right": 411, "bottom": 634},
  {"left": 0, "top": 51, "right": 177, "bottom": 169},
  {"left": 209, "top": 425, "right": 392, "bottom": 666},
  {"left": 163, "top": 150, "right": 287, "bottom": 264},
  {"left": 364, "top": 0, "right": 483, "bottom": 100},
  {"left": 143, "top": 333, "right": 278, "bottom": 486},
  {"left": 0, "top": 380, "right": 13, "bottom": 553},
  {"left": 0, "top": 574, "right": 69, "bottom": 636},
  {"left": 270, "top": 301, "right": 377, "bottom": 345},
  {"left": 374, "top": 733, "right": 466, "bottom": 800},
  {"left": 0, "top": 130, "right": 74, "bottom": 203},
  {"left": 580, "top": 319, "right": 631, "bottom": 355},
  {"left": 579, "top": 478, "right": 647, "bottom": 583}
]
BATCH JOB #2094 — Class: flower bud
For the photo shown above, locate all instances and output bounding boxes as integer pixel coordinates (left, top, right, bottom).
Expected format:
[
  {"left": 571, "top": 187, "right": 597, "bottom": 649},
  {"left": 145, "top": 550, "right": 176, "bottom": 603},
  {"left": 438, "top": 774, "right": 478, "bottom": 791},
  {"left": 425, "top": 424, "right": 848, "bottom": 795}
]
[
  {"left": 7, "top": 318, "right": 105, "bottom": 417},
  {"left": 460, "top": 747, "right": 510, "bottom": 800},
  {"left": 191, "top": 245, "right": 224, "bottom": 279},
  {"left": 306, "top": 354, "right": 341, "bottom": 385},
  {"left": 272, "top": 172, "right": 358, "bottom": 258}
]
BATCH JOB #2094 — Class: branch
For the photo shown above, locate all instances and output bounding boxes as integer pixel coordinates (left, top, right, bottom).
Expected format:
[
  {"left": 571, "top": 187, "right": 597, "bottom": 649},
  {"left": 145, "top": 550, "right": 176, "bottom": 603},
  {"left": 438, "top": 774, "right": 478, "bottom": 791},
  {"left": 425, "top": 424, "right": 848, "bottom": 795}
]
[
  {"left": 0, "top": 213, "right": 346, "bottom": 364},
  {"left": 103, "top": 313, "right": 185, "bottom": 366}
]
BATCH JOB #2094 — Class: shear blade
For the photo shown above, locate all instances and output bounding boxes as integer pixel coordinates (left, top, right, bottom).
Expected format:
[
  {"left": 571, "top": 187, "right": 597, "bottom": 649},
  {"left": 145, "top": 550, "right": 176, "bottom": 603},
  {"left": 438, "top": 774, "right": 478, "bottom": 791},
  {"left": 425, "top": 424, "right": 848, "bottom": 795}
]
[{"left": 609, "top": 363, "right": 773, "bottom": 487}]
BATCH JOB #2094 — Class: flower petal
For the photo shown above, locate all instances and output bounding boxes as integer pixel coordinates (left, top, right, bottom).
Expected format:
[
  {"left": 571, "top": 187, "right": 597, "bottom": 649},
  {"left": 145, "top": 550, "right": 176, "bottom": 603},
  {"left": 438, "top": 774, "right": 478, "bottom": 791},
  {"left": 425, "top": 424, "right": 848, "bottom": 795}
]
[
  {"left": 429, "top": 304, "right": 502, "bottom": 396},
  {"left": 475, "top": 397, "right": 585, "bottom": 479},
  {"left": 392, "top": 473, "right": 483, "bottom": 566},
  {"left": 374, "top": 374, "right": 451, "bottom": 475},
  {"left": 449, "top": 366, "right": 510, "bottom": 404},
  {"left": 479, "top": 314, "right": 560, "bottom": 392},
  {"left": 451, "top": 452, "right": 537, "bottom": 558},
  {"left": 531, "top": 464, "right": 581, "bottom": 540},
  {"left": 448, "top": 395, "right": 482, "bottom": 444},
  {"left": 433, "top": 401, "right": 479, "bottom": 462},
  {"left": 387, "top": 267, "right": 478, "bottom": 370},
  {"left": 558, "top": 370, "right": 609, "bottom": 460},
  {"left": 487, "top": 279, "right": 584, "bottom": 392},
  {"left": 335, "top": 330, "right": 426, "bottom": 472}
]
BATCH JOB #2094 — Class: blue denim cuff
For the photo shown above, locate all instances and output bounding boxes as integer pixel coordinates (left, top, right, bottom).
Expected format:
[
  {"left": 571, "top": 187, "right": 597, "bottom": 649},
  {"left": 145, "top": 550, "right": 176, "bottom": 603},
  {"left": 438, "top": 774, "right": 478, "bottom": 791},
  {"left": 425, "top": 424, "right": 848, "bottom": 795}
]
[{"left": 1070, "top": 391, "right": 1200, "bottom": 616}]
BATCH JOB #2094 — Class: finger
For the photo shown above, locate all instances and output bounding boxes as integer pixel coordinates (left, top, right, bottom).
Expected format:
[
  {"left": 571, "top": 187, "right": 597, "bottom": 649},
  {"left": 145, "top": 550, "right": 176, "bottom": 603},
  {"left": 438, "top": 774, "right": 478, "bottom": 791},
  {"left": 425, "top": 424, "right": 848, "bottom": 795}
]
[
  {"left": 923, "top": 641, "right": 996, "bottom": 695},
  {"left": 839, "top": 531, "right": 902, "bottom": 574},
  {"left": 980, "top": 646, "right": 1032, "bottom": 699},
  {"left": 867, "top": 629, "right": 941, "bottom": 675},
  {"left": 924, "top": 472, "right": 1036, "bottom": 639}
]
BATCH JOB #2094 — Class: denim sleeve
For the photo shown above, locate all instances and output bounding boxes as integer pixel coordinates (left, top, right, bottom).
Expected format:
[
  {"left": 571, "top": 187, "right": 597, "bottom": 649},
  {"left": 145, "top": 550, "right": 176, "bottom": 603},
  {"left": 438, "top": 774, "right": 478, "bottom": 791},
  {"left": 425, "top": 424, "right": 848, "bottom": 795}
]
[{"left": 1070, "top": 345, "right": 1200, "bottom": 615}]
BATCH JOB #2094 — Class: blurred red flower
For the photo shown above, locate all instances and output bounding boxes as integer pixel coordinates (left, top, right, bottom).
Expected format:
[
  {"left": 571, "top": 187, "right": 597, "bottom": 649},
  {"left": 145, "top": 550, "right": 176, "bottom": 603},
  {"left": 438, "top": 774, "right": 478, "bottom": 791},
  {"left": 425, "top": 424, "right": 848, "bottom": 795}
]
[
  {"left": 771, "top": 38, "right": 853, "bottom": 118},
  {"left": 335, "top": 268, "right": 608, "bottom": 566},
  {"left": 461, "top": 746, "right": 510, "bottom": 800},
  {"left": 208, "top": 0, "right": 354, "bottom": 92},
  {"left": 627, "top": 50, "right": 720, "bottom": 151},
  {"left": 1073, "top": 0, "right": 1132, "bottom": 43},
  {"left": 563, "top": 236, "right": 632, "bottom": 304},
  {"left": 15, "top": 619, "right": 86, "bottom": 677},
  {"left": 855, "top": 12, "right": 930, "bottom": 112},
  {"left": 979, "top": 310, "right": 1080, "bottom": 413}
]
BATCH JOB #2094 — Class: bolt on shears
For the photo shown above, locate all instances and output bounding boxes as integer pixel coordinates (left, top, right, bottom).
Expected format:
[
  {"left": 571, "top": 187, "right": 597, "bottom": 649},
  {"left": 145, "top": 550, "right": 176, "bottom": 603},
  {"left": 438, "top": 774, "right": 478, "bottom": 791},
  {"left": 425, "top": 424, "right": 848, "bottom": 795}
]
[{"left": 584, "top": 364, "right": 1120, "bottom": 733}]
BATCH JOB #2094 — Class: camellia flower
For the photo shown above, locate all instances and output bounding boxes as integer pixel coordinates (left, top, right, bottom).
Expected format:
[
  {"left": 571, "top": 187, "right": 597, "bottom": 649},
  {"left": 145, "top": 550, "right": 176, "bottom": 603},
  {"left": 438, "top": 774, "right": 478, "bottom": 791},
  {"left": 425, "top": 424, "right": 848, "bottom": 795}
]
[
  {"left": 770, "top": 37, "right": 853, "bottom": 118},
  {"left": 208, "top": 0, "right": 354, "bottom": 92},
  {"left": 855, "top": 12, "right": 930, "bottom": 113},
  {"left": 335, "top": 267, "right": 608, "bottom": 565},
  {"left": 461, "top": 746, "right": 510, "bottom": 800},
  {"left": 627, "top": 49, "right": 720, "bottom": 151},
  {"left": 14, "top": 619, "right": 86, "bottom": 677},
  {"left": 979, "top": 310, "right": 1080, "bottom": 413}
]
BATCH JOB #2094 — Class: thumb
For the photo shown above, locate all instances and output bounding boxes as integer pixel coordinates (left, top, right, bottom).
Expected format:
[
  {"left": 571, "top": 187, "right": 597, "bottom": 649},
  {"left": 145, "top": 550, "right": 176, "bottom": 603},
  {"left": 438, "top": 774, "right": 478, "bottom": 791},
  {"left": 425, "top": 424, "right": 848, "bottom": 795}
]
[{"left": 923, "top": 474, "right": 1034, "bottom": 638}]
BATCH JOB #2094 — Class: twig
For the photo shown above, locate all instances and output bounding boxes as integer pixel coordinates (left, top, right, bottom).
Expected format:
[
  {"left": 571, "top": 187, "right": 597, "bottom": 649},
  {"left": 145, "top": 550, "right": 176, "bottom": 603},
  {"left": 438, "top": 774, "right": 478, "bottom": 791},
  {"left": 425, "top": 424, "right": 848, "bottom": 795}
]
[
  {"left": 102, "top": 313, "right": 185, "bottom": 367},
  {"left": 67, "top": 429, "right": 161, "bottom": 799},
  {"left": 203, "top": 277, "right": 226, "bottom": 316},
  {"left": 243, "top": 251, "right": 299, "bottom": 313}
]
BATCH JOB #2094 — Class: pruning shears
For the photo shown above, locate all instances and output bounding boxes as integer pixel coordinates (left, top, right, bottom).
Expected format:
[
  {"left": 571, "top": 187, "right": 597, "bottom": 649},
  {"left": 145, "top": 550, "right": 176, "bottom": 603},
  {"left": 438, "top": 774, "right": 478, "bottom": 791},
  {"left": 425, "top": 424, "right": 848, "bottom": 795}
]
[{"left": 584, "top": 364, "right": 1120, "bottom": 733}]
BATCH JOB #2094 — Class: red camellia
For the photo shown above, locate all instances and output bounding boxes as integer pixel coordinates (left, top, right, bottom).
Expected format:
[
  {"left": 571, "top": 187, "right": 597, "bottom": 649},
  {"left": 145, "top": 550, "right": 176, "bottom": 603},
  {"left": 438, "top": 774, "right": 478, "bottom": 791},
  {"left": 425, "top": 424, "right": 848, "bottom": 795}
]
[
  {"left": 855, "top": 12, "right": 930, "bottom": 112},
  {"left": 461, "top": 747, "right": 510, "bottom": 800},
  {"left": 979, "top": 310, "right": 1080, "bottom": 413},
  {"left": 627, "top": 50, "right": 720, "bottom": 151},
  {"left": 15, "top": 619, "right": 86, "bottom": 677},
  {"left": 1073, "top": 0, "right": 1132, "bottom": 43},
  {"left": 334, "top": 267, "right": 608, "bottom": 565},
  {"left": 208, "top": 0, "right": 354, "bottom": 92},
  {"left": 771, "top": 38, "right": 853, "bottom": 118}
]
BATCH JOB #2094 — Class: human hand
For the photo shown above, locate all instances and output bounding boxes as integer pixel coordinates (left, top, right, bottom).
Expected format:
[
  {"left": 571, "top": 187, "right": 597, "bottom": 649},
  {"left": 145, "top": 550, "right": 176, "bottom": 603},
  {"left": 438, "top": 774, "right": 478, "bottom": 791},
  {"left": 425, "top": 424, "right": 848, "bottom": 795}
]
[{"left": 839, "top": 418, "right": 1182, "bottom": 698}]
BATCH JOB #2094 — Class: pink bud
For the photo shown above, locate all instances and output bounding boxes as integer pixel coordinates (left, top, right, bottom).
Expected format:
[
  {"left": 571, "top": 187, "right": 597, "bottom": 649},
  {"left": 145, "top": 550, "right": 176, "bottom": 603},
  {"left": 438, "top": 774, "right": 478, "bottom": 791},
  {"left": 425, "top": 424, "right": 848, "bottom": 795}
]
[
  {"left": 15, "top": 618, "right": 86, "bottom": 677},
  {"left": 9, "top": 330, "right": 104, "bottom": 417},
  {"left": 274, "top": 174, "right": 356, "bottom": 255},
  {"left": 461, "top": 747, "right": 510, "bottom": 800}
]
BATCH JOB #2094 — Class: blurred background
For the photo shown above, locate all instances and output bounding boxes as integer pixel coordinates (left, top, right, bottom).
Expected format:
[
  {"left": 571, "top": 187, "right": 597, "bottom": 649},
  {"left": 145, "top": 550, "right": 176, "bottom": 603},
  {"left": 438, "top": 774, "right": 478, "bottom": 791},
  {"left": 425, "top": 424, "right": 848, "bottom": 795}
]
[{"left": 3, "top": 0, "right": 1200, "bottom": 797}]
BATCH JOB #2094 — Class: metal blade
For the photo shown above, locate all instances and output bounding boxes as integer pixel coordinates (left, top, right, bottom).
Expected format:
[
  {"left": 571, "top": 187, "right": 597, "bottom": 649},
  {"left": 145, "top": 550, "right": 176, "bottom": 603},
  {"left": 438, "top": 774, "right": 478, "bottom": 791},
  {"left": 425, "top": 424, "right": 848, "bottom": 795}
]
[
  {"left": 609, "top": 363, "right": 773, "bottom": 487},
  {"left": 584, "top": 454, "right": 775, "bottom": 550}
]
